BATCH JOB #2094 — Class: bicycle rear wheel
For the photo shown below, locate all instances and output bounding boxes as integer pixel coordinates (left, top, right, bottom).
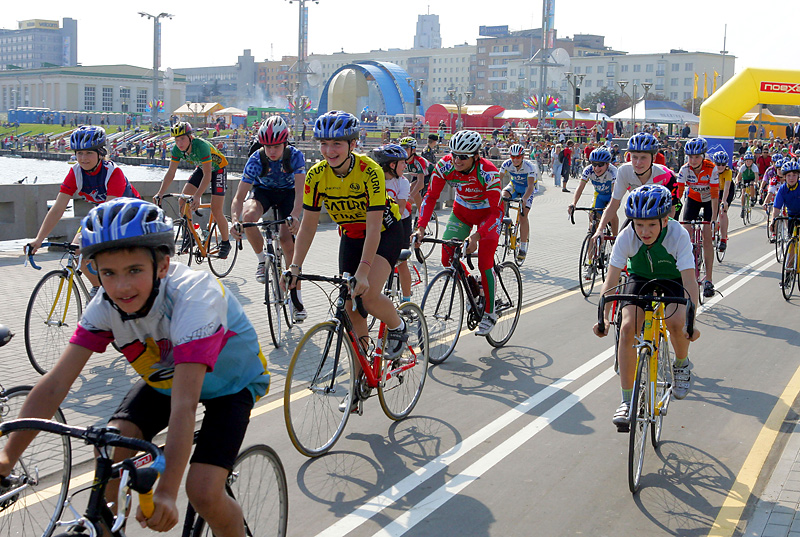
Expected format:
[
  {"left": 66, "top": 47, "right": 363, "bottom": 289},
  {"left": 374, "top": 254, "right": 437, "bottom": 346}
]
[
  {"left": 776, "top": 219, "right": 787, "bottom": 263},
  {"left": 206, "top": 221, "right": 238, "bottom": 278},
  {"left": 579, "top": 234, "right": 597, "bottom": 297},
  {"left": 628, "top": 351, "right": 650, "bottom": 494},
  {"left": 611, "top": 274, "right": 627, "bottom": 375},
  {"left": 190, "top": 444, "right": 288, "bottom": 537},
  {"left": 265, "top": 252, "right": 284, "bottom": 348},
  {"left": 487, "top": 261, "right": 522, "bottom": 347},
  {"left": 420, "top": 269, "right": 464, "bottom": 365},
  {"left": 766, "top": 210, "right": 773, "bottom": 242},
  {"left": 25, "top": 269, "right": 83, "bottom": 375},
  {"left": 781, "top": 238, "right": 797, "bottom": 301},
  {"left": 284, "top": 322, "right": 355, "bottom": 457},
  {"left": 652, "top": 331, "right": 672, "bottom": 448},
  {"left": 0, "top": 386, "right": 71, "bottom": 537},
  {"left": 379, "top": 303, "right": 429, "bottom": 420}
]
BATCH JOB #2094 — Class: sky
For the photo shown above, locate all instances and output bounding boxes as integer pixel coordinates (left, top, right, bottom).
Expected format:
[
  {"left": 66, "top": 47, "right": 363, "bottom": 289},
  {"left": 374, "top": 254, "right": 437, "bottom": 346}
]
[{"left": 1, "top": 0, "right": 792, "bottom": 74}]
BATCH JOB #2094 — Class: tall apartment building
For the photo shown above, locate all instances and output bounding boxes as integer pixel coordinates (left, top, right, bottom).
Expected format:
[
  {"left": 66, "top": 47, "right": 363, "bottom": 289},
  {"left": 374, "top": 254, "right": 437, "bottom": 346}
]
[
  {"left": 414, "top": 14, "right": 442, "bottom": 49},
  {"left": 0, "top": 18, "right": 78, "bottom": 70}
]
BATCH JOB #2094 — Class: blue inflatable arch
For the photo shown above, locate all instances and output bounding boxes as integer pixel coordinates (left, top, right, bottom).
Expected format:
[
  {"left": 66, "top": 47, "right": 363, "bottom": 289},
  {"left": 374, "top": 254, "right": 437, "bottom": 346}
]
[{"left": 318, "top": 61, "right": 421, "bottom": 116}]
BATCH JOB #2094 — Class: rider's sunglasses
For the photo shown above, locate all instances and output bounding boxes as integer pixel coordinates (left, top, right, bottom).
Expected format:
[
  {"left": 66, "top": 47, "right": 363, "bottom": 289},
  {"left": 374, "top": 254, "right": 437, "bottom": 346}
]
[
  {"left": 591, "top": 162, "right": 608, "bottom": 168},
  {"left": 451, "top": 153, "right": 473, "bottom": 161}
]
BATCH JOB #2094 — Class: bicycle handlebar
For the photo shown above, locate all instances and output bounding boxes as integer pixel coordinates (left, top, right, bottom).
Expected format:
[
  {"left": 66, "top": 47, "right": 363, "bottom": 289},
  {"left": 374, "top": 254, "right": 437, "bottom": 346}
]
[
  {"left": 569, "top": 206, "right": 603, "bottom": 226},
  {"left": 291, "top": 273, "right": 368, "bottom": 318},
  {"left": 598, "top": 293, "right": 695, "bottom": 338},
  {"left": 0, "top": 419, "right": 165, "bottom": 520},
  {"left": 24, "top": 242, "right": 79, "bottom": 270},
  {"left": 417, "top": 237, "right": 475, "bottom": 269}
]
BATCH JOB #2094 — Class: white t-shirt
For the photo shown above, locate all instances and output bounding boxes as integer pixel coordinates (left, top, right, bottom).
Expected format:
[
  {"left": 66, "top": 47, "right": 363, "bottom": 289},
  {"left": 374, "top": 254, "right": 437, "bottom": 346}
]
[
  {"left": 385, "top": 176, "right": 411, "bottom": 219},
  {"left": 611, "top": 163, "right": 673, "bottom": 200}
]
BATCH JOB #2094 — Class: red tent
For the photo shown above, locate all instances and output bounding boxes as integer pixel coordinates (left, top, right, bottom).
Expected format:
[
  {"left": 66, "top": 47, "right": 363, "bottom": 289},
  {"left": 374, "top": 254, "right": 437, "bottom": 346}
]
[{"left": 425, "top": 104, "right": 505, "bottom": 132}]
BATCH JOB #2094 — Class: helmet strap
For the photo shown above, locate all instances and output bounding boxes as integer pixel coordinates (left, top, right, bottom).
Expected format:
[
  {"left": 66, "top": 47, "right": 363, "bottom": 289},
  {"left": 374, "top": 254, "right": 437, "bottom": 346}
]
[
  {"left": 330, "top": 152, "right": 354, "bottom": 177},
  {"left": 634, "top": 155, "right": 654, "bottom": 179}
]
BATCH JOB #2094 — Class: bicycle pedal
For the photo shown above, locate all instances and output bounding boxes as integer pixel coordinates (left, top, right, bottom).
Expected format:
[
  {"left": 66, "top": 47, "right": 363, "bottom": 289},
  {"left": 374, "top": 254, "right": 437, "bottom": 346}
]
[{"left": 616, "top": 423, "right": 630, "bottom": 433}]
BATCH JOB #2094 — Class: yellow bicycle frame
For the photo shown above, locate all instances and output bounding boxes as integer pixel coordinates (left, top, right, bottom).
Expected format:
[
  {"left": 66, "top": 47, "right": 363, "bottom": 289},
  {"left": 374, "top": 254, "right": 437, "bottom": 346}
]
[{"left": 635, "top": 300, "right": 671, "bottom": 420}]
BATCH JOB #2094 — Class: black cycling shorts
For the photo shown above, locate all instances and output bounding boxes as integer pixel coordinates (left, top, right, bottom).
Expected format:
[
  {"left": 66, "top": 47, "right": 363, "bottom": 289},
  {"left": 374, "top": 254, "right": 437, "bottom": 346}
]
[
  {"left": 625, "top": 275, "right": 685, "bottom": 299},
  {"left": 719, "top": 183, "right": 735, "bottom": 205},
  {"left": 248, "top": 187, "right": 295, "bottom": 220},
  {"left": 188, "top": 166, "right": 228, "bottom": 196},
  {"left": 339, "top": 219, "right": 402, "bottom": 275},
  {"left": 400, "top": 216, "right": 413, "bottom": 250},
  {"left": 110, "top": 380, "right": 253, "bottom": 471},
  {"left": 682, "top": 198, "right": 713, "bottom": 222}
]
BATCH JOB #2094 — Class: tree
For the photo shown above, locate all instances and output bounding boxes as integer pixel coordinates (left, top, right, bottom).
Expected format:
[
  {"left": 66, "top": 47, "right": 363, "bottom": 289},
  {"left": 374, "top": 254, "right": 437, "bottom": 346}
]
[
  {"left": 682, "top": 97, "right": 706, "bottom": 114},
  {"left": 581, "top": 87, "right": 623, "bottom": 116}
]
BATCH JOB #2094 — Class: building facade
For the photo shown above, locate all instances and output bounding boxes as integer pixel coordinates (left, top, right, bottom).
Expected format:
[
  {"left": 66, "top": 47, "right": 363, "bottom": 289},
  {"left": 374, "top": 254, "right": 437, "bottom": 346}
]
[
  {"left": 414, "top": 14, "right": 442, "bottom": 49},
  {"left": 175, "top": 50, "right": 257, "bottom": 109},
  {"left": 0, "top": 18, "right": 78, "bottom": 70},
  {"left": 0, "top": 64, "right": 186, "bottom": 115}
]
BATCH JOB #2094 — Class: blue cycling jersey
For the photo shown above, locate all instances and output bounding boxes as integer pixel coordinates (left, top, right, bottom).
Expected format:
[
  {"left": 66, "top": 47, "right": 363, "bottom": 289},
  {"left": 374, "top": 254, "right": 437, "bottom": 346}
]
[
  {"left": 775, "top": 182, "right": 800, "bottom": 217},
  {"left": 242, "top": 145, "right": 306, "bottom": 190}
]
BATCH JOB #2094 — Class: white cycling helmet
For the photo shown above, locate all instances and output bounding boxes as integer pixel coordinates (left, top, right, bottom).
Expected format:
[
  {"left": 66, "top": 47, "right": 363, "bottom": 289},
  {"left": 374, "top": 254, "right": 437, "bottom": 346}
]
[
  {"left": 509, "top": 144, "right": 525, "bottom": 157},
  {"left": 449, "top": 130, "right": 482, "bottom": 155}
]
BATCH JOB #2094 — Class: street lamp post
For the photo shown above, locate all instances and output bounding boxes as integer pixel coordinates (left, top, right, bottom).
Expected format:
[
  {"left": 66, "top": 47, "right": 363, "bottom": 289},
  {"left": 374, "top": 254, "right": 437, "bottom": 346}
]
[
  {"left": 617, "top": 81, "right": 628, "bottom": 135},
  {"left": 138, "top": 12, "right": 173, "bottom": 130},
  {"left": 564, "top": 72, "right": 585, "bottom": 139},
  {"left": 446, "top": 88, "right": 472, "bottom": 133},
  {"left": 640, "top": 82, "right": 652, "bottom": 130},
  {"left": 631, "top": 83, "right": 638, "bottom": 132}
]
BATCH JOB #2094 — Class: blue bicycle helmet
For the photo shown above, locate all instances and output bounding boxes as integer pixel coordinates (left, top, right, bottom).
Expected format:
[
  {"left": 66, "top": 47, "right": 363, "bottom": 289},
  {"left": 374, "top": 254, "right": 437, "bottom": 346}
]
[
  {"left": 781, "top": 160, "right": 800, "bottom": 174},
  {"left": 81, "top": 198, "right": 174, "bottom": 259},
  {"left": 772, "top": 153, "right": 783, "bottom": 164},
  {"left": 625, "top": 184, "right": 673, "bottom": 220},
  {"left": 712, "top": 151, "right": 729, "bottom": 166},
  {"left": 70, "top": 126, "right": 107, "bottom": 154},
  {"left": 372, "top": 144, "right": 408, "bottom": 166},
  {"left": 684, "top": 137, "right": 708, "bottom": 156},
  {"left": 313, "top": 110, "right": 360, "bottom": 140},
  {"left": 589, "top": 147, "right": 612, "bottom": 163},
  {"left": 626, "top": 133, "right": 658, "bottom": 153}
]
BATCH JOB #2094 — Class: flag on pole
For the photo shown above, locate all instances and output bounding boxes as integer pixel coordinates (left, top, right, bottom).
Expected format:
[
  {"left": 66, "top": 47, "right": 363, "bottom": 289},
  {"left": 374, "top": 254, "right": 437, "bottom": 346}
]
[
  {"left": 713, "top": 70, "right": 720, "bottom": 93},
  {"left": 703, "top": 73, "right": 708, "bottom": 99},
  {"left": 693, "top": 73, "right": 699, "bottom": 99}
]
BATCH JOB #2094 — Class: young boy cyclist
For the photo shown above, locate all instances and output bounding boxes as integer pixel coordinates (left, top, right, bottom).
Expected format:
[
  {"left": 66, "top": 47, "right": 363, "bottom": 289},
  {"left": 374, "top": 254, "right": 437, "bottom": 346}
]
[
  {"left": 373, "top": 143, "right": 416, "bottom": 302},
  {"left": 154, "top": 122, "right": 232, "bottom": 259},
  {"left": 287, "top": 111, "right": 407, "bottom": 412},
  {"left": 26, "top": 125, "right": 140, "bottom": 298},
  {"left": 0, "top": 198, "right": 270, "bottom": 535},
  {"left": 230, "top": 116, "right": 307, "bottom": 320},
  {"left": 593, "top": 185, "right": 700, "bottom": 430},
  {"left": 712, "top": 151, "right": 734, "bottom": 252},
  {"left": 771, "top": 160, "right": 800, "bottom": 282},
  {"left": 499, "top": 143, "right": 539, "bottom": 264}
]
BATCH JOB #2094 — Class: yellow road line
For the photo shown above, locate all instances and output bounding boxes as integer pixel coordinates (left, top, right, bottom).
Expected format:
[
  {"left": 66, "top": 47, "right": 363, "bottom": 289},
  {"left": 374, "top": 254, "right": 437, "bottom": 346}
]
[{"left": 707, "top": 364, "right": 800, "bottom": 536}]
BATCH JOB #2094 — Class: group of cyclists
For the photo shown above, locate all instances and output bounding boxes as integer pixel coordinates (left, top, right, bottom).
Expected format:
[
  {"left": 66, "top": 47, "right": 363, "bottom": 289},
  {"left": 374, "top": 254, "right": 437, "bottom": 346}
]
[{"left": 6, "top": 108, "right": 800, "bottom": 533}]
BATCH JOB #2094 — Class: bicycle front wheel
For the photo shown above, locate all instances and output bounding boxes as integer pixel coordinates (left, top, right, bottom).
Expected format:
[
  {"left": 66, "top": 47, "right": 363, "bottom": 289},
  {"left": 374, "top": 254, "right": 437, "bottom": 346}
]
[
  {"left": 579, "top": 234, "right": 596, "bottom": 297},
  {"left": 284, "top": 322, "right": 355, "bottom": 457},
  {"left": 0, "top": 386, "right": 71, "bottom": 537},
  {"left": 652, "top": 331, "right": 672, "bottom": 448},
  {"left": 420, "top": 269, "right": 464, "bottom": 365},
  {"left": 25, "top": 269, "right": 83, "bottom": 375},
  {"left": 190, "top": 444, "right": 288, "bottom": 537},
  {"left": 715, "top": 229, "right": 726, "bottom": 263},
  {"left": 265, "top": 252, "right": 284, "bottom": 348},
  {"left": 379, "top": 302, "right": 429, "bottom": 420},
  {"left": 781, "top": 238, "right": 797, "bottom": 301},
  {"left": 420, "top": 211, "right": 439, "bottom": 260},
  {"left": 206, "top": 221, "right": 238, "bottom": 278},
  {"left": 408, "top": 253, "right": 428, "bottom": 305},
  {"left": 497, "top": 222, "right": 512, "bottom": 265},
  {"left": 487, "top": 261, "right": 522, "bottom": 348},
  {"left": 173, "top": 219, "right": 194, "bottom": 266},
  {"left": 628, "top": 350, "right": 650, "bottom": 494},
  {"left": 776, "top": 219, "right": 787, "bottom": 263}
]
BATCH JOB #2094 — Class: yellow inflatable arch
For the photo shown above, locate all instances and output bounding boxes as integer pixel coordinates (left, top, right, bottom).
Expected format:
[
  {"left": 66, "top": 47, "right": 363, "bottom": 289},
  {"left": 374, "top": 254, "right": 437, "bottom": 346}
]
[{"left": 699, "top": 68, "right": 800, "bottom": 161}]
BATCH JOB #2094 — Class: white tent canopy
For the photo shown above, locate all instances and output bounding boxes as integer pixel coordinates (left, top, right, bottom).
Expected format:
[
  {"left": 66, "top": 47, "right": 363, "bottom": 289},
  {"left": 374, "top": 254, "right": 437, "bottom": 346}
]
[
  {"left": 553, "top": 111, "right": 610, "bottom": 121},
  {"left": 611, "top": 100, "right": 699, "bottom": 125},
  {"left": 216, "top": 107, "right": 247, "bottom": 116}
]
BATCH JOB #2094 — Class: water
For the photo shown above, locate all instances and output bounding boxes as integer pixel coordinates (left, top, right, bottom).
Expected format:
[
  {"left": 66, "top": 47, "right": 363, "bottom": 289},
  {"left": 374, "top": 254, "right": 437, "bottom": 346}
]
[{"left": 0, "top": 155, "right": 243, "bottom": 185}]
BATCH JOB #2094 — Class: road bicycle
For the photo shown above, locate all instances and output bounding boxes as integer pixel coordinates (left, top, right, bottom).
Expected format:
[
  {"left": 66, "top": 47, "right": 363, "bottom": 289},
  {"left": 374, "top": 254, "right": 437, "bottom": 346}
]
[
  {"left": 598, "top": 289, "right": 695, "bottom": 493},
  {"left": 367, "top": 248, "right": 428, "bottom": 331},
  {"left": 740, "top": 186, "right": 752, "bottom": 225},
  {"left": 240, "top": 212, "right": 296, "bottom": 348},
  {"left": 0, "top": 418, "right": 288, "bottom": 537},
  {"left": 158, "top": 193, "right": 238, "bottom": 278},
  {"left": 570, "top": 207, "right": 615, "bottom": 297},
  {"left": 24, "top": 243, "right": 120, "bottom": 375},
  {"left": 764, "top": 201, "right": 774, "bottom": 243},
  {"left": 419, "top": 238, "right": 522, "bottom": 365},
  {"left": 776, "top": 216, "right": 800, "bottom": 301},
  {"left": 680, "top": 220, "right": 711, "bottom": 304},
  {"left": 496, "top": 198, "right": 527, "bottom": 267},
  {"left": 414, "top": 209, "right": 439, "bottom": 260},
  {"left": 0, "top": 329, "right": 71, "bottom": 537},
  {"left": 283, "top": 273, "right": 429, "bottom": 457}
]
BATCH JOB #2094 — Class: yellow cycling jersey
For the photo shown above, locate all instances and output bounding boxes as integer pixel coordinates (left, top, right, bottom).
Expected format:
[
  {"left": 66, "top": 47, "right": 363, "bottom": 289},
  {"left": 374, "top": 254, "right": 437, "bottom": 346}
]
[
  {"left": 718, "top": 168, "right": 732, "bottom": 190},
  {"left": 303, "top": 153, "right": 401, "bottom": 238}
]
